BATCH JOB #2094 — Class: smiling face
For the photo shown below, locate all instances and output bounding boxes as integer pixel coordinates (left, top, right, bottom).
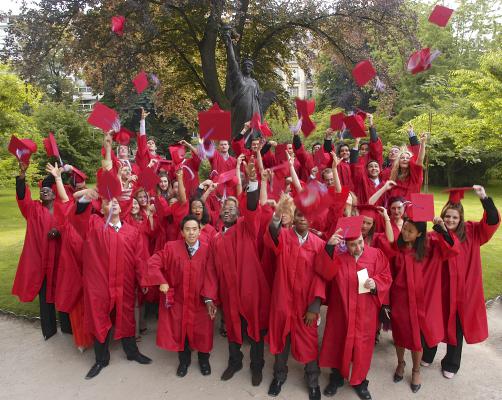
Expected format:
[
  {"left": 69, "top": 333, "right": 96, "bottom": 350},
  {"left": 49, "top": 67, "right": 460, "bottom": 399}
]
[
  {"left": 120, "top": 165, "right": 131, "bottom": 181},
  {"left": 221, "top": 199, "right": 238, "bottom": 226},
  {"left": 443, "top": 208, "right": 461, "bottom": 231},
  {"left": 312, "top": 143, "right": 321, "bottom": 153},
  {"left": 39, "top": 186, "right": 56, "bottom": 202},
  {"left": 388, "top": 146, "right": 400, "bottom": 161},
  {"left": 136, "top": 190, "right": 148, "bottom": 207},
  {"left": 181, "top": 219, "right": 200, "bottom": 247},
  {"left": 159, "top": 176, "right": 169, "bottom": 191},
  {"left": 367, "top": 161, "right": 380, "bottom": 178},
  {"left": 251, "top": 139, "right": 260, "bottom": 153},
  {"left": 293, "top": 210, "right": 309, "bottom": 235},
  {"left": 322, "top": 169, "right": 334, "bottom": 187},
  {"left": 131, "top": 198, "right": 140, "bottom": 215}
]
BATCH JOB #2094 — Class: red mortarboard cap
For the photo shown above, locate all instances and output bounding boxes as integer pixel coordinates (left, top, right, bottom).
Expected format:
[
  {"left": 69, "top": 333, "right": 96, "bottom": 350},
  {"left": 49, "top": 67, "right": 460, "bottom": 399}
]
[
  {"left": 352, "top": 60, "right": 377, "bottom": 87},
  {"left": 407, "top": 48, "right": 441, "bottom": 75},
  {"left": 157, "top": 159, "right": 173, "bottom": 173},
  {"left": 97, "top": 169, "right": 122, "bottom": 201},
  {"left": 330, "top": 112, "right": 345, "bottom": 131},
  {"left": 335, "top": 215, "right": 365, "bottom": 241},
  {"left": 356, "top": 204, "right": 379, "bottom": 220},
  {"left": 442, "top": 187, "right": 472, "bottom": 204},
  {"left": 343, "top": 114, "right": 367, "bottom": 138},
  {"left": 294, "top": 184, "right": 321, "bottom": 216},
  {"left": 132, "top": 71, "right": 149, "bottom": 94},
  {"left": 275, "top": 143, "right": 290, "bottom": 164},
  {"left": 407, "top": 193, "right": 435, "bottom": 222},
  {"left": 71, "top": 166, "right": 87, "bottom": 184},
  {"left": 138, "top": 167, "right": 160, "bottom": 192},
  {"left": 113, "top": 127, "right": 133, "bottom": 145},
  {"left": 198, "top": 103, "right": 231, "bottom": 141},
  {"left": 168, "top": 144, "right": 186, "bottom": 165},
  {"left": 111, "top": 16, "right": 125, "bottom": 36},
  {"left": 295, "top": 98, "right": 316, "bottom": 137},
  {"left": 249, "top": 112, "right": 273, "bottom": 137},
  {"left": 43, "top": 132, "right": 60, "bottom": 158},
  {"left": 215, "top": 169, "right": 237, "bottom": 185},
  {"left": 428, "top": 5, "right": 454, "bottom": 27},
  {"left": 8, "top": 135, "right": 37, "bottom": 164},
  {"left": 356, "top": 109, "right": 367, "bottom": 120},
  {"left": 87, "top": 102, "right": 120, "bottom": 132},
  {"left": 260, "top": 121, "right": 273, "bottom": 138}
]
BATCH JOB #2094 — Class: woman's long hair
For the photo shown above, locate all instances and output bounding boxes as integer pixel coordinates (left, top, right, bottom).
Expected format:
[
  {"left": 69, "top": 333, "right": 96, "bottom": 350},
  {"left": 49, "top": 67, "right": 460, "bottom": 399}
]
[
  {"left": 440, "top": 202, "right": 466, "bottom": 243},
  {"left": 397, "top": 219, "right": 427, "bottom": 261},
  {"left": 389, "top": 147, "right": 412, "bottom": 182}
]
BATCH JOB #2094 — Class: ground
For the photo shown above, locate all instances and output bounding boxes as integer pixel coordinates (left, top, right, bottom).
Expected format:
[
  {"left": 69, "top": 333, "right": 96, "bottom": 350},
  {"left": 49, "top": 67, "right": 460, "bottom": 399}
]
[{"left": 1, "top": 302, "right": 501, "bottom": 400}]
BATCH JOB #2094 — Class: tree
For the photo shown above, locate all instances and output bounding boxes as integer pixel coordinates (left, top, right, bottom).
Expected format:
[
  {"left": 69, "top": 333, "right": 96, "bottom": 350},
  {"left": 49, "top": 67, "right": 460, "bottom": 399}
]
[{"left": 3, "top": 0, "right": 417, "bottom": 128}]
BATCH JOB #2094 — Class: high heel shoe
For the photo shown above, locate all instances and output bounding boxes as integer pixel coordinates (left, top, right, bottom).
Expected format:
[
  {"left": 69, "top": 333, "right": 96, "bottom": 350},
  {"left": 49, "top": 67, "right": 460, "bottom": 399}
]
[
  {"left": 410, "top": 368, "right": 421, "bottom": 393},
  {"left": 393, "top": 361, "right": 406, "bottom": 382}
]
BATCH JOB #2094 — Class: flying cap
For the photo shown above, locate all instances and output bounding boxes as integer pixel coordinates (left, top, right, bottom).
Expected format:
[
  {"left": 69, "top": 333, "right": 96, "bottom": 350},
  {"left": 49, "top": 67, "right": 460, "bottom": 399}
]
[
  {"left": 330, "top": 112, "right": 345, "bottom": 131},
  {"left": 428, "top": 5, "right": 454, "bottom": 27},
  {"left": 407, "top": 48, "right": 441, "bottom": 75},
  {"left": 111, "top": 16, "right": 125, "bottom": 36},
  {"left": 295, "top": 98, "right": 316, "bottom": 137},
  {"left": 87, "top": 102, "right": 120, "bottom": 133},
  {"left": 43, "top": 132, "right": 60, "bottom": 158},
  {"left": 343, "top": 114, "right": 367, "bottom": 138},
  {"left": 8, "top": 135, "right": 37, "bottom": 165},
  {"left": 138, "top": 167, "right": 160, "bottom": 192},
  {"left": 132, "top": 71, "right": 149, "bottom": 94},
  {"left": 198, "top": 103, "right": 231, "bottom": 141},
  {"left": 97, "top": 169, "right": 122, "bottom": 201},
  {"left": 352, "top": 60, "right": 376, "bottom": 87}
]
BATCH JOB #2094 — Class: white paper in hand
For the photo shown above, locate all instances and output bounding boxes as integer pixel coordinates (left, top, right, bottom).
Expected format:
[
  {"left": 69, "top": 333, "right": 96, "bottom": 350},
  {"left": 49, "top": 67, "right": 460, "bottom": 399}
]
[{"left": 357, "top": 268, "right": 370, "bottom": 294}]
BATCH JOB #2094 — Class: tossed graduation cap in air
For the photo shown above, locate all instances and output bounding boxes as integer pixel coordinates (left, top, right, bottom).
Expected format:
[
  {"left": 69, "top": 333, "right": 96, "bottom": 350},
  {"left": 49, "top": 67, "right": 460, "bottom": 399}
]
[
  {"left": 111, "top": 16, "right": 125, "bottom": 36},
  {"left": 132, "top": 71, "right": 149, "bottom": 94},
  {"left": 198, "top": 103, "right": 231, "bottom": 141},
  {"left": 295, "top": 98, "right": 316, "bottom": 137},
  {"left": 8, "top": 135, "right": 37, "bottom": 165},
  {"left": 428, "top": 5, "right": 454, "bottom": 27}
]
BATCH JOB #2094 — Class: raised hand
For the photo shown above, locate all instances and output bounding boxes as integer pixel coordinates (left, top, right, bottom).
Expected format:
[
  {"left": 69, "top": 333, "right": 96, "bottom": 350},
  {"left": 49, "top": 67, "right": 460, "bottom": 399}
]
[
  {"left": 327, "top": 228, "right": 343, "bottom": 246},
  {"left": 433, "top": 216, "right": 447, "bottom": 231},
  {"left": 140, "top": 107, "right": 150, "bottom": 120},
  {"left": 330, "top": 151, "right": 341, "bottom": 167},
  {"left": 472, "top": 185, "right": 487, "bottom": 199},
  {"left": 45, "top": 162, "right": 63, "bottom": 178}
]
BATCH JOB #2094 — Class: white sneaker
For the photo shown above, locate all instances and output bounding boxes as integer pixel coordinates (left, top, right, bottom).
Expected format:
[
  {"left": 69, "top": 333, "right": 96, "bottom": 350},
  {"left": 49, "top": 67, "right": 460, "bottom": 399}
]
[
  {"left": 442, "top": 370, "right": 455, "bottom": 379},
  {"left": 420, "top": 361, "right": 430, "bottom": 367}
]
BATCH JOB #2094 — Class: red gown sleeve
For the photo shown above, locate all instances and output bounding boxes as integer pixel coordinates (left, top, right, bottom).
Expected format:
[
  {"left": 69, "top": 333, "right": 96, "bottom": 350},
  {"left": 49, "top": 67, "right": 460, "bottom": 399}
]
[
  {"left": 16, "top": 184, "right": 35, "bottom": 219},
  {"left": 145, "top": 246, "right": 169, "bottom": 286},
  {"left": 314, "top": 249, "right": 341, "bottom": 281},
  {"left": 472, "top": 210, "right": 500, "bottom": 246},
  {"left": 369, "top": 138, "right": 384, "bottom": 167},
  {"left": 372, "top": 249, "right": 392, "bottom": 307},
  {"left": 201, "top": 241, "right": 219, "bottom": 304}
]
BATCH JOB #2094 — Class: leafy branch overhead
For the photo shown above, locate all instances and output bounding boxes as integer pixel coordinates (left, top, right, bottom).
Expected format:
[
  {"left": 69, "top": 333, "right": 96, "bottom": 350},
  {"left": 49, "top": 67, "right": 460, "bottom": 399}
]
[{"left": 2, "top": 0, "right": 416, "bottom": 126}]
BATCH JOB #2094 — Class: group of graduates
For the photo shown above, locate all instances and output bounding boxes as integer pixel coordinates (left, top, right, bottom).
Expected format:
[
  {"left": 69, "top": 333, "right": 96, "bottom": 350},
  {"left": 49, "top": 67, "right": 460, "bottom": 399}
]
[{"left": 11, "top": 108, "right": 499, "bottom": 400}]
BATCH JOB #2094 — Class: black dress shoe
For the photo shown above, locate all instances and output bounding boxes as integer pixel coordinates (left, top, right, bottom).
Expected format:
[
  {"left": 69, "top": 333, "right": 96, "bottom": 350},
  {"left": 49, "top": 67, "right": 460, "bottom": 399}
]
[
  {"left": 127, "top": 352, "right": 152, "bottom": 364},
  {"left": 85, "top": 362, "right": 108, "bottom": 380},
  {"left": 308, "top": 386, "right": 321, "bottom": 400},
  {"left": 268, "top": 379, "right": 284, "bottom": 397},
  {"left": 353, "top": 380, "right": 372, "bottom": 400},
  {"left": 393, "top": 361, "right": 406, "bottom": 383},
  {"left": 220, "top": 363, "right": 243, "bottom": 381},
  {"left": 177, "top": 363, "right": 189, "bottom": 377},
  {"left": 410, "top": 369, "right": 421, "bottom": 393},
  {"left": 199, "top": 360, "right": 211, "bottom": 376},
  {"left": 323, "top": 372, "right": 344, "bottom": 396},
  {"left": 251, "top": 369, "right": 263, "bottom": 386}
]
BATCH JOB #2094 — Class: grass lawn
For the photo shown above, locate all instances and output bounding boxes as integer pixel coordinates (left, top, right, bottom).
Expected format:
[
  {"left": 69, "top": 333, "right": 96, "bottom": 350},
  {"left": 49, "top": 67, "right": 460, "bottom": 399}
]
[{"left": 1, "top": 183, "right": 501, "bottom": 317}]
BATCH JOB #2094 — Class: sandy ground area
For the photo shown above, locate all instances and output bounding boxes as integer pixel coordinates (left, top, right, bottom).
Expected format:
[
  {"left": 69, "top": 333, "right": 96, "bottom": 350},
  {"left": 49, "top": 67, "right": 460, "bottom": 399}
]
[{"left": 1, "top": 303, "right": 501, "bottom": 400}]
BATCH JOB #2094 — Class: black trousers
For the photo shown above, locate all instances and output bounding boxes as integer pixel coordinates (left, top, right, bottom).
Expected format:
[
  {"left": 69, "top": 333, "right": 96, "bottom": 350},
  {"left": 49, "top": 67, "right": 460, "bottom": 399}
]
[
  {"left": 178, "top": 337, "right": 210, "bottom": 365},
  {"left": 94, "top": 329, "right": 139, "bottom": 364},
  {"left": 228, "top": 316, "right": 265, "bottom": 372},
  {"left": 273, "top": 334, "right": 320, "bottom": 388},
  {"left": 422, "top": 314, "right": 463, "bottom": 373},
  {"left": 39, "top": 278, "right": 72, "bottom": 339}
]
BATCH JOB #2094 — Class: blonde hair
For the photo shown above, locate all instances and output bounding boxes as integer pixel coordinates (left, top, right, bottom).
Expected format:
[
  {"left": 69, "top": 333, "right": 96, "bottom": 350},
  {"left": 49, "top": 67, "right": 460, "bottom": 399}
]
[{"left": 389, "top": 146, "right": 413, "bottom": 182}]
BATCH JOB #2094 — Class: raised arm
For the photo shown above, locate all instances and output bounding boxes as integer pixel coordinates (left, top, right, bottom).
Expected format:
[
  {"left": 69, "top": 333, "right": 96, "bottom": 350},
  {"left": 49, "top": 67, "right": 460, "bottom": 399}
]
[
  {"left": 377, "top": 206, "right": 394, "bottom": 243},
  {"left": 416, "top": 132, "right": 427, "bottom": 167},
  {"left": 260, "top": 169, "right": 270, "bottom": 206},
  {"left": 236, "top": 154, "right": 245, "bottom": 196},
  {"left": 330, "top": 151, "right": 342, "bottom": 193},
  {"left": 176, "top": 168, "right": 187, "bottom": 204},
  {"left": 287, "top": 152, "right": 302, "bottom": 193},
  {"left": 45, "top": 162, "right": 69, "bottom": 203},
  {"left": 368, "top": 180, "right": 396, "bottom": 205}
]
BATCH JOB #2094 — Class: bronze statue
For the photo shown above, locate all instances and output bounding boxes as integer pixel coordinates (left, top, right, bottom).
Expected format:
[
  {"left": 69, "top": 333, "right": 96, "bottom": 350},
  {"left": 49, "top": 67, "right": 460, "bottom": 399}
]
[{"left": 222, "top": 28, "right": 276, "bottom": 138}]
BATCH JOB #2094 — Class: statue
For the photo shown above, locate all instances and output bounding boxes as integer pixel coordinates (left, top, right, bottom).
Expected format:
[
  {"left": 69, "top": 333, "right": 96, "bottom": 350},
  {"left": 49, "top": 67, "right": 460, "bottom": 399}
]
[{"left": 222, "top": 27, "right": 276, "bottom": 138}]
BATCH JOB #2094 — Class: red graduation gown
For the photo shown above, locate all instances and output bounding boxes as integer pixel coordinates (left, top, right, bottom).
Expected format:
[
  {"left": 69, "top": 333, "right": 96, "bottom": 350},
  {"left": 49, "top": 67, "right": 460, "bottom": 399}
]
[
  {"left": 12, "top": 185, "right": 67, "bottom": 303},
  {"left": 265, "top": 228, "right": 325, "bottom": 364},
  {"left": 202, "top": 198, "right": 270, "bottom": 344},
  {"left": 388, "top": 232, "right": 459, "bottom": 351},
  {"left": 145, "top": 240, "right": 213, "bottom": 353},
  {"left": 82, "top": 215, "right": 147, "bottom": 343},
  {"left": 383, "top": 159, "right": 423, "bottom": 200},
  {"left": 314, "top": 246, "right": 391, "bottom": 385},
  {"left": 443, "top": 213, "right": 499, "bottom": 345}
]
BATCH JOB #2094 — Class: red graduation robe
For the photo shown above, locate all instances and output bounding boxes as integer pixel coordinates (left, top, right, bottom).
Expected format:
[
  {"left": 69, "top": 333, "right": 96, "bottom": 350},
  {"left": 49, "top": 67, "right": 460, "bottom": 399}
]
[
  {"left": 145, "top": 240, "right": 213, "bottom": 353},
  {"left": 314, "top": 246, "right": 391, "bottom": 385},
  {"left": 382, "top": 159, "right": 423, "bottom": 200},
  {"left": 264, "top": 227, "right": 325, "bottom": 364},
  {"left": 82, "top": 214, "right": 147, "bottom": 343},
  {"left": 202, "top": 195, "right": 270, "bottom": 344},
  {"left": 443, "top": 213, "right": 499, "bottom": 345},
  {"left": 12, "top": 185, "right": 67, "bottom": 303},
  {"left": 388, "top": 232, "right": 458, "bottom": 351}
]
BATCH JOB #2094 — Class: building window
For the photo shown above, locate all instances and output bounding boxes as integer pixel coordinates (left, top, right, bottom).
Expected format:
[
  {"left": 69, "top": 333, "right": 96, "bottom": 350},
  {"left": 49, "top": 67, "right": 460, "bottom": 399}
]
[{"left": 288, "top": 87, "right": 299, "bottom": 97}]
